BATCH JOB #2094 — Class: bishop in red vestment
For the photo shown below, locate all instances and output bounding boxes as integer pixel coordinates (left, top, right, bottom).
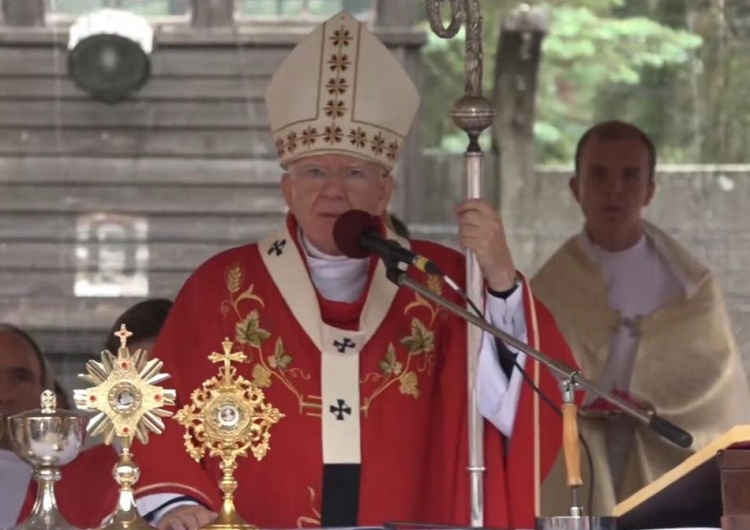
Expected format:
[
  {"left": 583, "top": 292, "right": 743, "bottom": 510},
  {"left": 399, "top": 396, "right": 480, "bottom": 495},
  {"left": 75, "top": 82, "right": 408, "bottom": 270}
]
[{"left": 132, "top": 10, "right": 580, "bottom": 530}]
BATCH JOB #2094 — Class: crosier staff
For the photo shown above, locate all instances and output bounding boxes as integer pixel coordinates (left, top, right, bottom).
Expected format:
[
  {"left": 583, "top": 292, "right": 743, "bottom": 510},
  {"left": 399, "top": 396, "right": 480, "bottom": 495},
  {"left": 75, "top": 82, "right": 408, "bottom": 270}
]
[{"left": 424, "top": 1, "right": 495, "bottom": 527}]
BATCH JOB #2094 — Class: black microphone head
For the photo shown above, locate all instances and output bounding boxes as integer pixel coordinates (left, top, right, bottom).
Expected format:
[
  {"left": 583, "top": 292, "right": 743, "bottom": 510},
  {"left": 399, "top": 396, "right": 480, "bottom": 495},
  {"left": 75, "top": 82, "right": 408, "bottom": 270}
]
[{"left": 333, "top": 209, "right": 380, "bottom": 259}]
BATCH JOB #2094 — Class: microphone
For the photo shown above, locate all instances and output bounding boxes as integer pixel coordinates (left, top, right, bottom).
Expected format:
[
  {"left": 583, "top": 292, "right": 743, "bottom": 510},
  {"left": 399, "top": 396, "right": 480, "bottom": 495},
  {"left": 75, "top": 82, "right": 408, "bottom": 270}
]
[{"left": 333, "top": 210, "right": 443, "bottom": 275}]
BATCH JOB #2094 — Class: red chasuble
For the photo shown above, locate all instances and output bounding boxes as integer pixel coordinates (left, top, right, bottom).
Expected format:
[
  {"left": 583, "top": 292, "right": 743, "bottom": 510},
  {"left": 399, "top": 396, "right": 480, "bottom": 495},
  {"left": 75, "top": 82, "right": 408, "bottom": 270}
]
[
  {"left": 16, "top": 444, "right": 119, "bottom": 527},
  {"left": 134, "top": 216, "right": 578, "bottom": 529}
]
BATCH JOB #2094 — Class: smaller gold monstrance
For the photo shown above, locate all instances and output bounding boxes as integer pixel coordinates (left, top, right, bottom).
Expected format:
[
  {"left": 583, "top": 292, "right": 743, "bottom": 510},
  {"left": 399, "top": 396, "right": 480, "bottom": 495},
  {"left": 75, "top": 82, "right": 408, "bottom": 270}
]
[
  {"left": 74, "top": 325, "right": 176, "bottom": 530},
  {"left": 175, "top": 338, "right": 284, "bottom": 530}
]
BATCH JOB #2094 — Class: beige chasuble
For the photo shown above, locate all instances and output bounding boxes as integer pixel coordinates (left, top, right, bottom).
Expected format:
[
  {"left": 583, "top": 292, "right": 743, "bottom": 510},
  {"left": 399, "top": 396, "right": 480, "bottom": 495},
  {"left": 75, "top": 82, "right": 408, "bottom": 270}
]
[{"left": 532, "top": 221, "right": 750, "bottom": 515}]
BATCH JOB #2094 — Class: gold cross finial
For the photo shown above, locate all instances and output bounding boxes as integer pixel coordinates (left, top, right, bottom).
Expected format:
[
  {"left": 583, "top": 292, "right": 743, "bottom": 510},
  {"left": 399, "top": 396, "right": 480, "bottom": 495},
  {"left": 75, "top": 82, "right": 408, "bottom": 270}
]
[
  {"left": 208, "top": 337, "right": 247, "bottom": 371},
  {"left": 114, "top": 324, "right": 133, "bottom": 349}
]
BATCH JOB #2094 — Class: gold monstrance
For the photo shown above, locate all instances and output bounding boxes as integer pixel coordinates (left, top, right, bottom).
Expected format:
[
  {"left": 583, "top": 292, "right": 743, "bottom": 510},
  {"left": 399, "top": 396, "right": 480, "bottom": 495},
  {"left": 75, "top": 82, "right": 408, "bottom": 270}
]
[
  {"left": 175, "top": 338, "right": 284, "bottom": 530},
  {"left": 74, "top": 325, "right": 176, "bottom": 530}
]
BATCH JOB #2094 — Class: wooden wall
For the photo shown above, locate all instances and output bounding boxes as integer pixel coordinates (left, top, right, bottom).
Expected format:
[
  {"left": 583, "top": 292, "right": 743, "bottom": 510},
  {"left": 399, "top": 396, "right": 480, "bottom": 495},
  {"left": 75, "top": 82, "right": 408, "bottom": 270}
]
[{"left": 0, "top": 13, "right": 425, "bottom": 384}]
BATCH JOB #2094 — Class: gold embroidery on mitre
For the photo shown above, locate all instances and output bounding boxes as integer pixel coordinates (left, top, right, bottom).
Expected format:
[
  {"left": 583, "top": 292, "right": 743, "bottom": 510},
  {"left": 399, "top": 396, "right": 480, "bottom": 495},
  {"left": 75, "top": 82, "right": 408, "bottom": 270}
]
[{"left": 272, "top": 20, "right": 406, "bottom": 167}]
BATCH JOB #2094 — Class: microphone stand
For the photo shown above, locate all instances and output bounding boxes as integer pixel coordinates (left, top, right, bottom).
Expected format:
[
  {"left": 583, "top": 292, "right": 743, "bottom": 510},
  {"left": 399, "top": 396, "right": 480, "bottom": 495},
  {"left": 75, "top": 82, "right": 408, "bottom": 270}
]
[{"left": 384, "top": 262, "right": 692, "bottom": 530}]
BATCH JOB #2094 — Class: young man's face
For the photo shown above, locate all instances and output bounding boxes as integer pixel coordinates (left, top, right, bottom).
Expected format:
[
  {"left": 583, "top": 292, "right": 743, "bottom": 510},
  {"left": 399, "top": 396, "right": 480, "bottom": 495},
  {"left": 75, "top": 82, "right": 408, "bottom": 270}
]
[{"left": 570, "top": 135, "right": 655, "bottom": 249}]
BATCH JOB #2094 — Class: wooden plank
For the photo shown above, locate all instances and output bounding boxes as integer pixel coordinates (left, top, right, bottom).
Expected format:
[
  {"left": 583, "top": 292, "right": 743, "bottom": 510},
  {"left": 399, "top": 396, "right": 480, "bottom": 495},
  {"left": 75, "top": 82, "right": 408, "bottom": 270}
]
[
  {"left": 1, "top": 0, "right": 45, "bottom": 27},
  {"left": 0, "top": 228, "right": 455, "bottom": 272},
  {"left": 0, "top": 47, "right": 291, "bottom": 77},
  {"left": 0, "top": 100, "right": 268, "bottom": 128},
  {"left": 0, "top": 215, "right": 450, "bottom": 247},
  {"left": 0, "top": 270, "right": 189, "bottom": 298},
  {"left": 0, "top": 182, "right": 285, "bottom": 214},
  {"left": 0, "top": 25, "right": 426, "bottom": 47},
  {"left": 0, "top": 157, "right": 283, "bottom": 185},
  {"left": 45, "top": 337, "right": 101, "bottom": 359},
  {"left": 0, "top": 127, "right": 276, "bottom": 158},
  {"left": 0, "top": 296, "right": 176, "bottom": 331},
  {"left": 42, "top": 332, "right": 121, "bottom": 358},
  {"left": 0, "top": 77, "right": 269, "bottom": 100},
  {"left": 0, "top": 213, "right": 285, "bottom": 242},
  {"left": 0, "top": 242, "right": 244, "bottom": 271}
]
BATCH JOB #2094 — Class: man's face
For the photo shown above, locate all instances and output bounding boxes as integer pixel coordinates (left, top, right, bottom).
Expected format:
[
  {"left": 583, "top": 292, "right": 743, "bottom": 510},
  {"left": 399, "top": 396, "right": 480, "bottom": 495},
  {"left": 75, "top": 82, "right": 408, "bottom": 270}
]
[
  {"left": 570, "top": 135, "right": 655, "bottom": 245},
  {"left": 0, "top": 330, "right": 44, "bottom": 421},
  {"left": 281, "top": 153, "right": 393, "bottom": 255}
]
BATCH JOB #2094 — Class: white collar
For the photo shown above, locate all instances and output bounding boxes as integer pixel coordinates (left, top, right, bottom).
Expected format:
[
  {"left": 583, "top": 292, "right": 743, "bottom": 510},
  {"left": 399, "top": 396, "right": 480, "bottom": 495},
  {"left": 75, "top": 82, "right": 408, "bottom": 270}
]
[{"left": 299, "top": 230, "right": 369, "bottom": 303}]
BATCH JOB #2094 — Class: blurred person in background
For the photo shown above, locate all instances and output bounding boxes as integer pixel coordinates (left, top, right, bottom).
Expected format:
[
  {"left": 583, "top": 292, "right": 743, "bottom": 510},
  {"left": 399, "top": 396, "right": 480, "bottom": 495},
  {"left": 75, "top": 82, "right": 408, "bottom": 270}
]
[{"left": 0, "top": 323, "right": 117, "bottom": 528}]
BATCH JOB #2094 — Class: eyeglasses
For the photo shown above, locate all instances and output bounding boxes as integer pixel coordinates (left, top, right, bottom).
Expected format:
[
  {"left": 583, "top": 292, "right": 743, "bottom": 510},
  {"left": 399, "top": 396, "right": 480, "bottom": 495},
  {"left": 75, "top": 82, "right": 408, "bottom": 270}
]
[{"left": 288, "top": 164, "right": 386, "bottom": 191}]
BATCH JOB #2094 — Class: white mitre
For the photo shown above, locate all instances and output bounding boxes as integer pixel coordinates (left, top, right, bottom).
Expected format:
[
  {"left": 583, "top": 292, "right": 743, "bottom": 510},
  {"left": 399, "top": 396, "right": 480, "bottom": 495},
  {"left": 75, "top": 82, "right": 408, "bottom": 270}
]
[{"left": 265, "top": 11, "right": 421, "bottom": 170}]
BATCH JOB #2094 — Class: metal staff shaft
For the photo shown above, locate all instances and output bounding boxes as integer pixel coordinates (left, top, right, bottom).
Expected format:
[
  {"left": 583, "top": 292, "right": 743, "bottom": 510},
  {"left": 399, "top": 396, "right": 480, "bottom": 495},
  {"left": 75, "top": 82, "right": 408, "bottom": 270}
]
[
  {"left": 425, "top": 1, "right": 495, "bottom": 526},
  {"left": 465, "top": 150, "right": 485, "bottom": 528}
]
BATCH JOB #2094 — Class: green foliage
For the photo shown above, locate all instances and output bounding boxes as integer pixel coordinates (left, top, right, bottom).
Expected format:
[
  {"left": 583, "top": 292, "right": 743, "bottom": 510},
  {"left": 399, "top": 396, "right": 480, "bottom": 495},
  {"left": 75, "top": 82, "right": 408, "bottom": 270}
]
[
  {"left": 421, "top": 0, "right": 703, "bottom": 164},
  {"left": 536, "top": 5, "right": 701, "bottom": 163}
]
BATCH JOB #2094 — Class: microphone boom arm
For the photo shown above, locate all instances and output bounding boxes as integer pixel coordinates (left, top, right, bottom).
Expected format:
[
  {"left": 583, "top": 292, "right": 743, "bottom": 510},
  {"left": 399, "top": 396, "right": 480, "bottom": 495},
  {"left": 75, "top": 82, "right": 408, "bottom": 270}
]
[{"left": 384, "top": 265, "right": 694, "bottom": 449}]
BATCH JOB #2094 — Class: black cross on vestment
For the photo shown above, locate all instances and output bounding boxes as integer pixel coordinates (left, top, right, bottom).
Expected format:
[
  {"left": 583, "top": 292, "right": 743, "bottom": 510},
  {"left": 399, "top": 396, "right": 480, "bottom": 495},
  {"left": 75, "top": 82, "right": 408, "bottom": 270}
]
[
  {"left": 333, "top": 337, "right": 355, "bottom": 353},
  {"left": 329, "top": 399, "right": 352, "bottom": 421},
  {"left": 268, "top": 239, "right": 287, "bottom": 256}
]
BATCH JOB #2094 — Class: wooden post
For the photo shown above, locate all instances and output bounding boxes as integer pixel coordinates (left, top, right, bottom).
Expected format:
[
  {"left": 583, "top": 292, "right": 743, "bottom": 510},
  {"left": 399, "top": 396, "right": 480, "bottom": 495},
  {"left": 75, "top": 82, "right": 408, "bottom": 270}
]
[
  {"left": 191, "top": 0, "right": 235, "bottom": 28},
  {"left": 1, "top": 0, "right": 45, "bottom": 26},
  {"left": 720, "top": 450, "right": 750, "bottom": 529},
  {"left": 490, "top": 5, "right": 549, "bottom": 216},
  {"left": 343, "top": 0, "right": 374, "bottom": 17},
  {"left": 169, "top": 0, "right": 190, "bottom": 15},
  {"left": 376, "top": 0, "right": 417, "bottom": 27},
  {"left": 375, "top": 0, "right": 421, "bottom": 223}
]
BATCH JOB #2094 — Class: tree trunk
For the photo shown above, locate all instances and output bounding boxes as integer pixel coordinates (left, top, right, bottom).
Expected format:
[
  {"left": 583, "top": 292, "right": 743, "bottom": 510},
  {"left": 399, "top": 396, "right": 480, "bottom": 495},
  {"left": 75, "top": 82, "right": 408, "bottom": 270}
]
[
  {"left": 631, "top": 0, "right": 691, "bottom": 161},
  {"left": 191, "top": 0, "right": 235, "bottom": 28},
  {"left": 2, "top": 0, "right": 45, "bottom": 26},
  {"left": 169, "top": 0, "right": 190, "bottom": 16},
  {"left": 376, "top": 0, "right": 421, "bottom": 222},
  {"left": 491, "top": 6, "right": 548, "bottom": 217},
  {"left": 343, "top": 0, "right": 371, "bottom": 17},
  {"left": 376, "top": 0, "right": 418, "bottom": 27}
]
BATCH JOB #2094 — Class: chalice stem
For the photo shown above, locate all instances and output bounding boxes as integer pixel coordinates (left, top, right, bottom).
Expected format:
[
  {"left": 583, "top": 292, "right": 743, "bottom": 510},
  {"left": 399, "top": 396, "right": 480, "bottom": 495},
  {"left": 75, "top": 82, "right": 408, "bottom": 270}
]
[
  {"left": 17, "top": 469, "right": 80, "bottom": 530},
  {"left": 35, "top": 476, "right": 60, "bottom": 513}
]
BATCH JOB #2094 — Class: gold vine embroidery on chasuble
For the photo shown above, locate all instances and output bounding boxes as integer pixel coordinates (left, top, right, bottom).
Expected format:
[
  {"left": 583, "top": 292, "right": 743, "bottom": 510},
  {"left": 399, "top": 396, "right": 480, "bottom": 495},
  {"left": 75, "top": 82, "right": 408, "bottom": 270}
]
[
  {"left": 360, "top": 273, "right": 443, "bottom": 417},
  {"left": 296, "top": 486, "right": 322, "bottom": 528},
  {"left": 221, "top": 265, "right": 443, "bottom": 418}
]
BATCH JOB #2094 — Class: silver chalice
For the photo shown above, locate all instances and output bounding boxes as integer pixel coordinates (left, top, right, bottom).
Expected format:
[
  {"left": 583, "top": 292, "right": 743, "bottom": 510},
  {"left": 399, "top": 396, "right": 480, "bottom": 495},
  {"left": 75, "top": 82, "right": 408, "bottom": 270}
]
[{"left": 9, "top": 390, "right": 87, "bottom": 530}]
